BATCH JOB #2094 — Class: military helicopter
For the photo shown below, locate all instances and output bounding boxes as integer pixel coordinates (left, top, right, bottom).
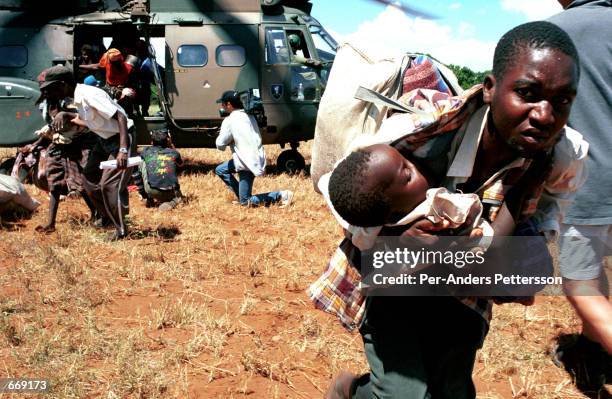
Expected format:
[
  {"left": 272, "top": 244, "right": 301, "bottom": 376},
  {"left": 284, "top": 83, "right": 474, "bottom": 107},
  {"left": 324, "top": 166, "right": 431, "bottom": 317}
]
[{"left": 0, "top": 0, "right": 432, "bottom": 173}]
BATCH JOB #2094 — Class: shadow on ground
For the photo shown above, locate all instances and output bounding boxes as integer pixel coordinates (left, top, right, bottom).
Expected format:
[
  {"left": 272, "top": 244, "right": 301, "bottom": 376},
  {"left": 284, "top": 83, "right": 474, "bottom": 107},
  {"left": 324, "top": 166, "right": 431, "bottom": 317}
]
[{"left": 553, "top": 333, "right": 612, "bottom": 399}]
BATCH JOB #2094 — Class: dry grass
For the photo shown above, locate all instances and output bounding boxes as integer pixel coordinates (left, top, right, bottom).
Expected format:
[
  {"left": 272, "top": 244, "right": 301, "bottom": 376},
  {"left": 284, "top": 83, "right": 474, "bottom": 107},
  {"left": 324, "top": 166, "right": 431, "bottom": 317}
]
[{"left": 0, "top": 142, "right": 608, "bottom": 398}]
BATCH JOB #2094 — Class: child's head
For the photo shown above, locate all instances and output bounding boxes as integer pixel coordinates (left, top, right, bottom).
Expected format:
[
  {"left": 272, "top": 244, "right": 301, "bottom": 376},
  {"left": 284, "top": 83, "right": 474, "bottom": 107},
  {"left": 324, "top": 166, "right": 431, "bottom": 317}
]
[
  {"left": 150, "top": 129, "right": 169, "bottom": 147},
  {"left": 328, "top": 144, "right": 429, "bottom": 227}
]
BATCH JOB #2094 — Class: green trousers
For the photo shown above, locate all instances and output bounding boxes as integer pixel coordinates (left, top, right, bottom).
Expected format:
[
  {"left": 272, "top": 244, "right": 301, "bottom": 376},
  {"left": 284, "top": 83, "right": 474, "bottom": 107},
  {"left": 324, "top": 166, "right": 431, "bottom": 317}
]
[{"left": 353, "top": 296, "right": 488, "bottom": 399}]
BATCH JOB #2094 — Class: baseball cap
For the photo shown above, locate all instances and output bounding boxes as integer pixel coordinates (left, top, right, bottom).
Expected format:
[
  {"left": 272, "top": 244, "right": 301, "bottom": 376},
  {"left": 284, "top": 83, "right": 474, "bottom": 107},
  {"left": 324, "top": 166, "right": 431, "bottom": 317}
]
[
  {"left": 216, "top": 90, "right": 240, "bottom": 104},
  {"left": 35, "top": 65, "right": 74, "bottom": 104},
  {"left": 38, "top": 65, "right": 74, "bottom": 90}
]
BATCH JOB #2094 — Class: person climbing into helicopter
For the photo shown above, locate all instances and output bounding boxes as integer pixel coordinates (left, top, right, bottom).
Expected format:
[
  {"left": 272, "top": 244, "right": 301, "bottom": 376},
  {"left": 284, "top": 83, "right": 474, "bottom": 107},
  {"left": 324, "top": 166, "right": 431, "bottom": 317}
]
[{"left": 79, "top": 48, "right": 138, "bottom": 116}]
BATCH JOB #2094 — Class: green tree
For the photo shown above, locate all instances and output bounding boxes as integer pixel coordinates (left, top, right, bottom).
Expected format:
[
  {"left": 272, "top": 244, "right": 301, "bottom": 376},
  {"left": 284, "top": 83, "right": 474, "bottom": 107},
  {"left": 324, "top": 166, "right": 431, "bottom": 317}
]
[{"left": 446, "top": 64, "right": 490, "bottom": 89}]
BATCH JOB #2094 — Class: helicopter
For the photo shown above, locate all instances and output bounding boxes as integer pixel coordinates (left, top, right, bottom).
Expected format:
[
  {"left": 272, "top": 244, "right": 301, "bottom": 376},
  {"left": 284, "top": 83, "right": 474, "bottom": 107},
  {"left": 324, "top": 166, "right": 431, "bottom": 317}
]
[{"left": 0, "top": 0, "right": 433, "bottom": 173}]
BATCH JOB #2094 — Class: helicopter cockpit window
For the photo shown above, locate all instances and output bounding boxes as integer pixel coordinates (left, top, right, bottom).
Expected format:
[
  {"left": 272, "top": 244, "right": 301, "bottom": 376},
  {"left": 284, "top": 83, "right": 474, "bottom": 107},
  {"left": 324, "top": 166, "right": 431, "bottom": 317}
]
[
  {"left": 264, "top": 27, "right": 290, "bottom": 65},
  {"left": 0, "top": 46, "right": 27, "bottom": 68},
  {"left": 177, "top": 45, "right": 208, "bottom": 67},
  {"left": 216, "top": 45, "right": 246, "bottom": 67},
  {"left": 309, "top": 26, "right": 337, "bottom": 63}
]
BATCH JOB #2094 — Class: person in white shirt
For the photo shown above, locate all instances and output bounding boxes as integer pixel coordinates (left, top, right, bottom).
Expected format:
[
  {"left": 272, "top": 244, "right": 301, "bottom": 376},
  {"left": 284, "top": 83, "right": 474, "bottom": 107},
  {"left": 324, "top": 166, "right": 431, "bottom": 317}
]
[
  {"left": 41, "top": 65, "right": 134, "bottom": 240},
  {"left": 214, "top": 90, "right": 293, "bottom": 207}
]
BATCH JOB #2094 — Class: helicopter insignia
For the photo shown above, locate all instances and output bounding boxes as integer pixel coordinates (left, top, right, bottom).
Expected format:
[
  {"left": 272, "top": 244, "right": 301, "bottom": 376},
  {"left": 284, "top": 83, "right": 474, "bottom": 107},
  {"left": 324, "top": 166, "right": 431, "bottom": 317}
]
[{"left": 271, "top": 84, "right": 284, "bottom": 101}]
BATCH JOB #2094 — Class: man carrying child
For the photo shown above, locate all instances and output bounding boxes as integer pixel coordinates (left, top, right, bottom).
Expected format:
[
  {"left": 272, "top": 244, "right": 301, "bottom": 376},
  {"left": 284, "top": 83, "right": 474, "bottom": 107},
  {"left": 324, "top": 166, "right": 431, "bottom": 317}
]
[{"left": 317, "top": 21, "right": 588, "bottom": 399}]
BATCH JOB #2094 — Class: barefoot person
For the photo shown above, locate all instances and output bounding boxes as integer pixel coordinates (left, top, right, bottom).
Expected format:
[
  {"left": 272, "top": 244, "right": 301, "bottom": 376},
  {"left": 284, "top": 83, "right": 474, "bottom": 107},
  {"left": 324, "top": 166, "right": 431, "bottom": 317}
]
[
  {"left": 33, "top": 66, "right": 96, "bottom": 233},
  {"left": 40, "top": 65, "right": 135, "bottom": 240}
]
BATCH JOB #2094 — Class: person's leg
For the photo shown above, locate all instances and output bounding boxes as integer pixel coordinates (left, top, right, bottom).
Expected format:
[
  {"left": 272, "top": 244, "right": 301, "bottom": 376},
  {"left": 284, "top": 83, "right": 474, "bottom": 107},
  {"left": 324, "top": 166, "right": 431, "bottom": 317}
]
[
  {"left": 559, "top": 224, "right": 612, "bottom": 353},
  {"left": 214, "top": 160, "right": 239, "bottom": 199},
  {"left": 350, "top": 297, "right": 430, "bottom": 399},
  {"left": 35, "top": 189, "right": 60, "bottom": 233},
  {"left": 237, "top": 170, "right": 255, "bottom": 205},
  {"left": 80, "top": 191, "right": 97, "bottom": 221},
  {"left": 98, "top": 135, "right": 133, "bottom": 239},
  {"left": 82, "top": 138, "right": 109, "bottom": 223},
  {"left": 423, "top": 298, "right": 486, "bottom": 399},
  {"left": 564, "top": 278, "right": 612, "bottom": 354},
  {"left": 249, "top": 191, "right": 283, "bottom": 206},
  {"left": 234, "top": 171, "right": 290, "bottom": 207}
]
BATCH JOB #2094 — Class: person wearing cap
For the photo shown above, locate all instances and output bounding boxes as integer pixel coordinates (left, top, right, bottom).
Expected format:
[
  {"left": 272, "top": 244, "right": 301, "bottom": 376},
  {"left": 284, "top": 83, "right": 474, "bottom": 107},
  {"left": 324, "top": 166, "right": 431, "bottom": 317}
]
[
  {"left": 41, "top": 65, "right": 135, "bottom": 240},
  {"left": 214, "top": 90, "right": 293, "bottom": 207},
  {"left": 32, "top": 65, "right": 97, "bottom": 234}
]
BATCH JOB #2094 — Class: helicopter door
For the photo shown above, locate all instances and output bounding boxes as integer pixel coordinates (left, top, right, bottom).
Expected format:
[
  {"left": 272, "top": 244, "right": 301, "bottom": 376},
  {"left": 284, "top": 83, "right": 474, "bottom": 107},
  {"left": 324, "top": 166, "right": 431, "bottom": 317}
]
[
  {"left": 164, "top": 25, "right": 259, "bottom": 120},
  {"left": 261, "top": 26, "right": 322, "bottom": 104}
]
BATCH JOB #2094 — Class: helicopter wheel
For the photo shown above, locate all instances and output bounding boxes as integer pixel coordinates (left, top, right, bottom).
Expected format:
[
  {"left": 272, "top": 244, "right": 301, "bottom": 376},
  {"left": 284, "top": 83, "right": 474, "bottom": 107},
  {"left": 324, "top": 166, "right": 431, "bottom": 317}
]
[{"left": 276, "top": 149, "right": 305, "bottom": 174}]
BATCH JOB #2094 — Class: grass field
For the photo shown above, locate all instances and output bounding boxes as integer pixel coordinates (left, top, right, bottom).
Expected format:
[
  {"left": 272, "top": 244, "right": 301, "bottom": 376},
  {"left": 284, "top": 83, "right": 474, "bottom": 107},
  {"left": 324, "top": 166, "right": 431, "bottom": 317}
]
[{"left": 0, "top": 144, "right": 608, "bottom": 398}]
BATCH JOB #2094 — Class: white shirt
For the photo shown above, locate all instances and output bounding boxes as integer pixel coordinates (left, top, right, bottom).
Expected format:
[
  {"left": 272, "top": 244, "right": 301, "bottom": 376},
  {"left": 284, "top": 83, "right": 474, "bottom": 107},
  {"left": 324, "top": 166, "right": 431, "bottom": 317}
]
[
  {"left": 216, "top": 109, "right": 266, "bottom": 176},
  {"left": 73, "top": 84, "right": 133, "bottom": 139}
]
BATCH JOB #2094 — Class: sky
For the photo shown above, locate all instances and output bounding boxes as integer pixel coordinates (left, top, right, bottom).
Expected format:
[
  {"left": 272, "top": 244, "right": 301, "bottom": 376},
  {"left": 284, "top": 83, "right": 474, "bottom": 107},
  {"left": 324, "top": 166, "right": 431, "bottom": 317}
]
[{"left": 311, "top": 0, "right": 564, "bottom": 72}]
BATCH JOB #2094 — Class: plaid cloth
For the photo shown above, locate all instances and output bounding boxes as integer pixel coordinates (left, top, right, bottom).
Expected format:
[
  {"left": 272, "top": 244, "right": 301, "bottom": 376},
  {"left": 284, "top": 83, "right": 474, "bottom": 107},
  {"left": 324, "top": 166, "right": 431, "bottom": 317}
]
[
  {"left": 309, "top": 86, "right": 574, "bottom": 331},
  {"left": 308, "top": 239, "right": 365, "bottom": 331},
  {"left": 45, "top": 133, "right": 96, "bottom": 193}
]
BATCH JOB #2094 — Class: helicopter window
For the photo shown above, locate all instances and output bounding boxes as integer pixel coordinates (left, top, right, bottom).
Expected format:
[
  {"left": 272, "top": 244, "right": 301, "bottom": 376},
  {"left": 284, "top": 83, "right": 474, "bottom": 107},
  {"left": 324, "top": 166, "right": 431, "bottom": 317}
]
[
  {"left": 309, "top": 26, "right": 337, "bottom": 63},
  {"left": 0, "top": 46, "right": 27, "bottom": 68},
  {"left": 177, "top": 45, "right": 208, "bottom": 67},
  {"left": 264, "top": 27, "right": 290, "bottom": 65},
  {"left": 216, "top": 45, "right": 246, "bottom": 67}
]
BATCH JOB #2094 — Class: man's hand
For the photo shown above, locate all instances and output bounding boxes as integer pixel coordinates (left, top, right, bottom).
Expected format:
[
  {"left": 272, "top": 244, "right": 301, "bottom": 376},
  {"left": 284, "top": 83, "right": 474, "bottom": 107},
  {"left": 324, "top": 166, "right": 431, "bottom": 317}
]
[
  {"left": 51, "top": 112, "right": 74, "bottom": 133},
  {"left": 399, "top": 218, "right": 451, "bottom": 246},
  {"left": 116, "top": 152, "right": 128, "bottom": 169}
]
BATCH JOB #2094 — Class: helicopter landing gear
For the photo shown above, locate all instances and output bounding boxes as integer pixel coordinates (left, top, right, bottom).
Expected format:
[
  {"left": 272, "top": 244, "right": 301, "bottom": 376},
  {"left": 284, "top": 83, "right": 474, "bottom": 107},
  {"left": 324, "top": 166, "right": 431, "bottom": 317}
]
[{"left": 276, "top": 148, "right": 305, "bottom": 174}]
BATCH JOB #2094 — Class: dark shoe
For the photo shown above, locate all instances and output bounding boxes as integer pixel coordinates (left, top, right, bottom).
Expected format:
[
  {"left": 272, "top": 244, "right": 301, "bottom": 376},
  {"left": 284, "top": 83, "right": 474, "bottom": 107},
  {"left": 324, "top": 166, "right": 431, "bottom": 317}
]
[
  {"left": 552, "top": 334, "right": 609, "bottom": 393},
  {"left": 35, "top": 224, "right": 55, "bottom": 234},
  {"left": 325, "top": 371, "right": 357, "bottom": 399}
]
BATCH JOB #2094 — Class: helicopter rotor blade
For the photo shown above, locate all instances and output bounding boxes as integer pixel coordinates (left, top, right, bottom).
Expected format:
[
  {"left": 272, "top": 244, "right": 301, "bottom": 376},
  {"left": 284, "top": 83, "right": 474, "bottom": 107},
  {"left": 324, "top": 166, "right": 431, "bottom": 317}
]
[{"left": 366, "top": 0, "right": 438, "bottom": 20}]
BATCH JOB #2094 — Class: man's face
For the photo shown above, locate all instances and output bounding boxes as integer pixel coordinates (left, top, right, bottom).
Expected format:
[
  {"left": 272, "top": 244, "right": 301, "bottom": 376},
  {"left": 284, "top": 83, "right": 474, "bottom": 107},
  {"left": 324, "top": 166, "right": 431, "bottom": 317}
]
[
  {"left": 483, "top": 47, "right": 578, "bottom": 158},
  {"left": 40, "top": 81, "right": 67, "bottom": 102},
  {"left": 366, "top": 144, "right": 430, "bottom": 215},
  {"left": 219, "top": 101, "right": 234, "bottom": 117}
]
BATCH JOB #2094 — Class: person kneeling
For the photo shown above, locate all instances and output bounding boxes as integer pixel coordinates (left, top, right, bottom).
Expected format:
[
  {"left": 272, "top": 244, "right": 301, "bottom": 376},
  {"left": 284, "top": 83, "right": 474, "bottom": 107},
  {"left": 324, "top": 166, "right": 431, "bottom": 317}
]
[{"left": 139, "top": 129, "right": 183, "bottom": 211}]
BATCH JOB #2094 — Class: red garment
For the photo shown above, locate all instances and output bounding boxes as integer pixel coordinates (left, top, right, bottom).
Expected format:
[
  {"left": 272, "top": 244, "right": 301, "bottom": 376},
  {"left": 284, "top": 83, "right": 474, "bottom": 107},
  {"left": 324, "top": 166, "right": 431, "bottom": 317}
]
[{"left": 98, "top": 52, "right": 133, "bottom": 86}]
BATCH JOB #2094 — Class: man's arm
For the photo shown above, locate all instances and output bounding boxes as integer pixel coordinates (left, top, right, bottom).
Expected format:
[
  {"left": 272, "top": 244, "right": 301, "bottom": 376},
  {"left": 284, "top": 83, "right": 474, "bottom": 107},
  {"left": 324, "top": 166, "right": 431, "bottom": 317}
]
[
  {"left": 215, "top": 119, "right": 233, "bottom": 151},
  {"left": 79, "top": 63, "right": 100, "bottom": 71},
  {"left": 174, "top": 151, "right": 184, "bottom": 168},
  {"left": 114, "top": 111, "right": 130, "bottom": 169}
]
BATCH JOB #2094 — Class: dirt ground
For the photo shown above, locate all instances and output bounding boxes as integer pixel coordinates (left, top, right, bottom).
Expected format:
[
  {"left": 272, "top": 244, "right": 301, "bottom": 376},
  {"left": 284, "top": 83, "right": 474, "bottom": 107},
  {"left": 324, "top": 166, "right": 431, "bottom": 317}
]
[{"left": 0, "top": 144, "right": 609, "bottom": 398}]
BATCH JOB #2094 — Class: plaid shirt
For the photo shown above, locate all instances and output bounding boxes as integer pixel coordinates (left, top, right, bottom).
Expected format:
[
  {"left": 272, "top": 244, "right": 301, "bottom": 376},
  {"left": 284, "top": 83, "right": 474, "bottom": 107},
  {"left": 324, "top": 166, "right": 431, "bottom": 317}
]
[{"left": 309, "top": 85, "right": 587, "bottom": 331}]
